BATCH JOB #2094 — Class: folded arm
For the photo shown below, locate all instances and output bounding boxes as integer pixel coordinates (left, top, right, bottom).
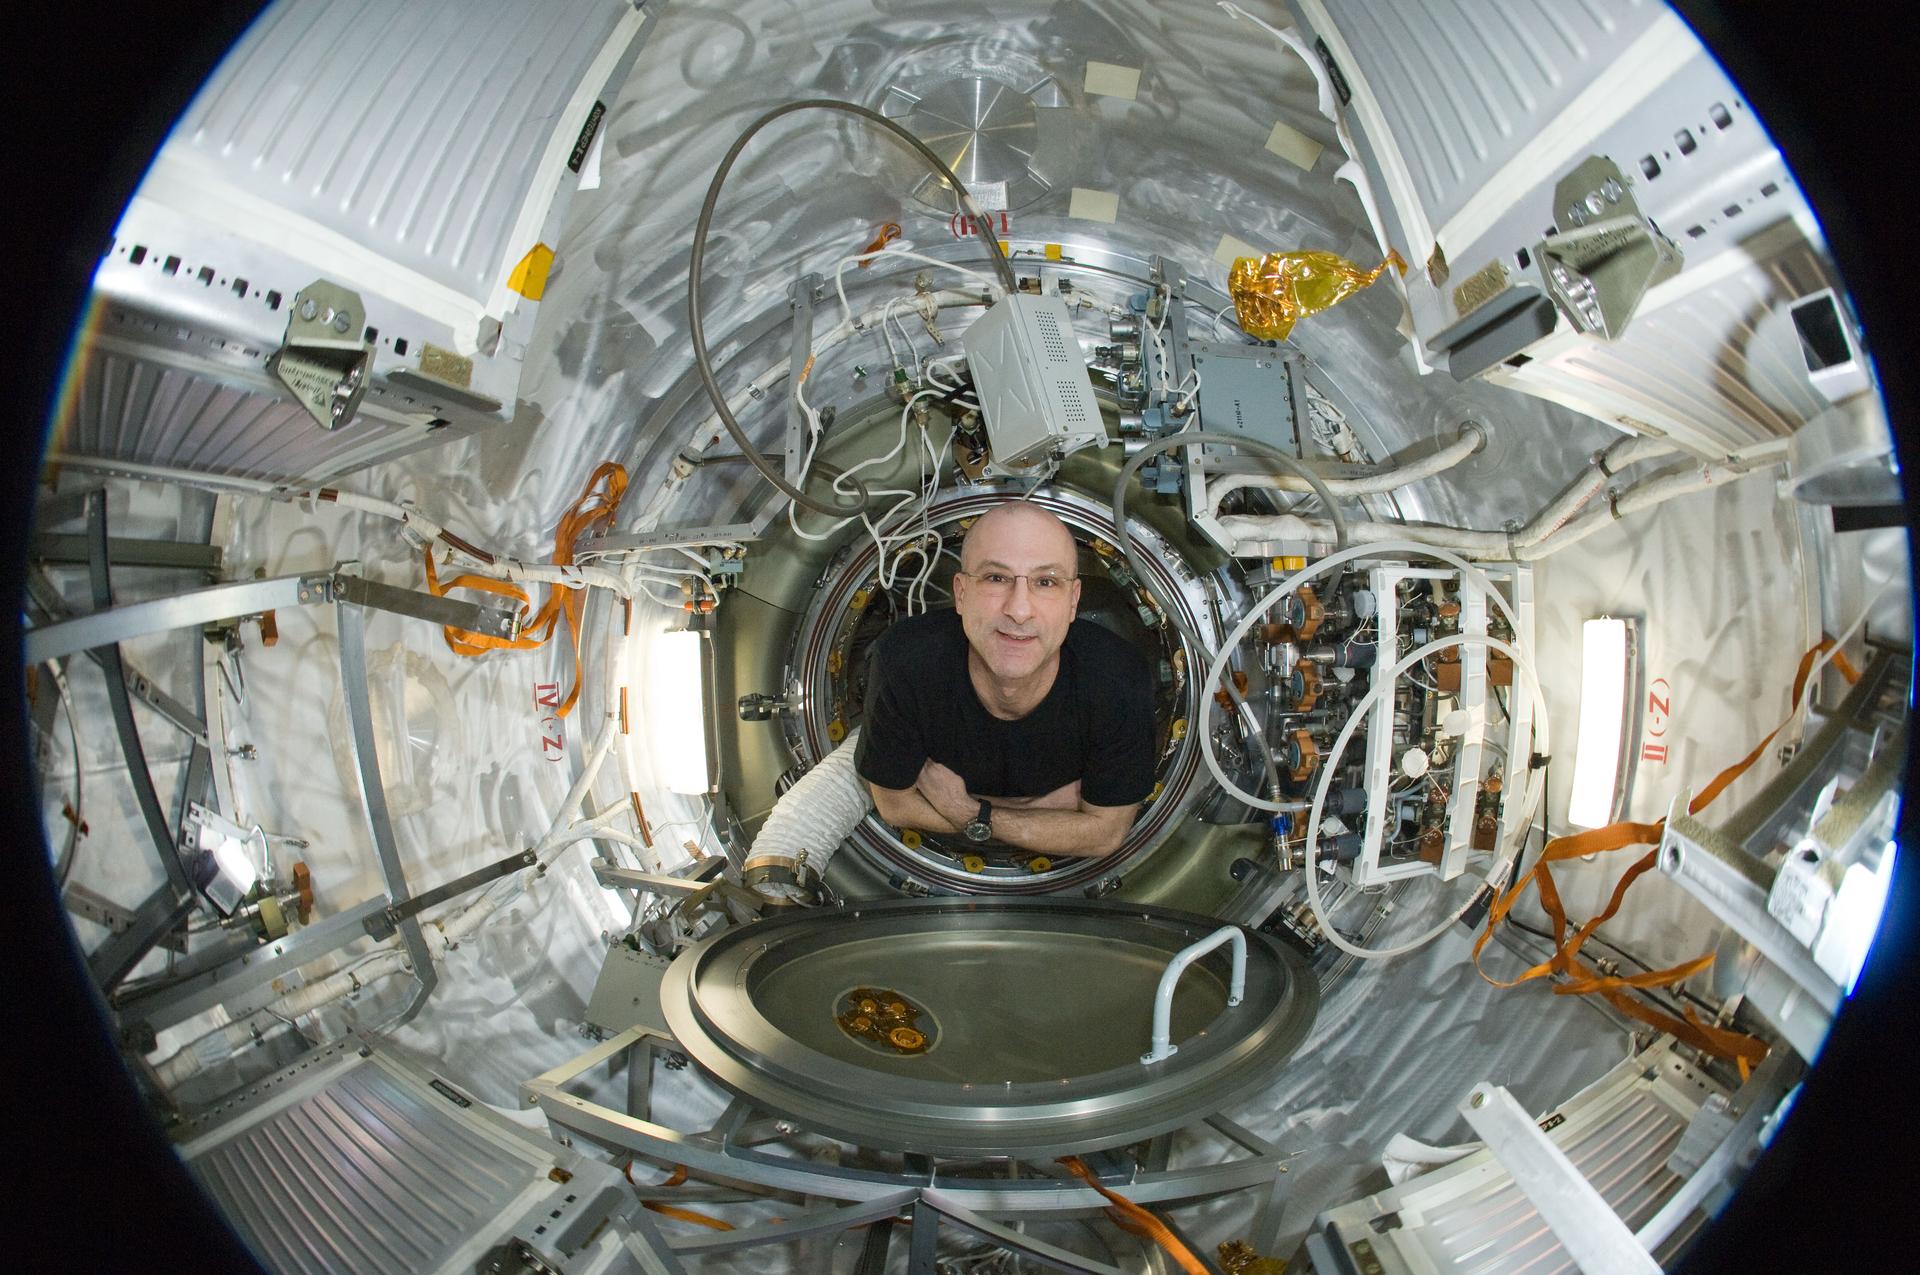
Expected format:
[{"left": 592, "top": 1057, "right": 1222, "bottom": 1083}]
[{"left": 869, "top": 761, "right": 1137, "bottom": 858}]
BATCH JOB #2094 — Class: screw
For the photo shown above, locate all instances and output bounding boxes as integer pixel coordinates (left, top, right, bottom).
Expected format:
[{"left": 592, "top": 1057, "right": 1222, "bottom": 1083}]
[
  {"left": 332, "top": 311, "right": 352, "bottom": 333},
  {"left": 1471, "top": 1091, "right": 1486, "bottom": 1108},
  {"left": 1601, "top": 177, "right": 1625, "bottom": 202},
  {"left": 298, "top": 298, "right": 319, "bottom": 321}
]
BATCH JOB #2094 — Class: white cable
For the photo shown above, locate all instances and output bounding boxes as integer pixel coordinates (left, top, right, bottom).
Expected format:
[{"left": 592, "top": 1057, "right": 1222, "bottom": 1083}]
[
  {"left": 1206, "top": 424, "right": 1485, "bottom": 505},
  {"left": 1301, "top": 632, "right": 1550, "bottom": 961},
  {"left": 834, "top": 247, "right": 1000, "bottom": 331},
  {"left": 1198, "top": 539, "right": 1526, "bottom": 811},
  {"left": 1790, "top": 581, "right": 1899, "bottom": 735}
]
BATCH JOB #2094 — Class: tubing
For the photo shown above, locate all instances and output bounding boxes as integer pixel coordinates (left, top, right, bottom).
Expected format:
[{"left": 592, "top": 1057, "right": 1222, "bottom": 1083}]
[
  {"left": 1113, "top": 431, "right": 1349, "bottom": 801},
  {"left": 1206, "top": 421, "right": 1485, "bottom": 506},
  {"left": 689, "top": 99, "right": 1016, "bottom": 518},
  {"left": 1301, "top": 632, "right": 1550, "bottom": 961},
  {"left": 1196, "top": 538, "right": 1525, "bottom": 812},
  {"left": 1211, "top": 435, "right": 1718, "bottom": 561},
  {"left": 742, "top": 730, "right": 871, "bottom": 897}
]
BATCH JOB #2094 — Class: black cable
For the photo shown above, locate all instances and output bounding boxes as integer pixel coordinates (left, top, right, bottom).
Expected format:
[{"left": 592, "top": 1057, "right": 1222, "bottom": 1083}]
[{"left": 688, "top": 98, "right": 1016, "bottom": 518}]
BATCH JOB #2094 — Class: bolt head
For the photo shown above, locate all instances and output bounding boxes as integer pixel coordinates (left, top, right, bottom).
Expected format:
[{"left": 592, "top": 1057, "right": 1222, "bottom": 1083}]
[
  {"left": 1471, "top": 1092, "right": 1486, "bottom": 1108},
  {"left": 332, "top": 311, "right": 352, "bottom": 334},
  {"left": 298, "top": 298, "right": 319, "bottom": 321}
]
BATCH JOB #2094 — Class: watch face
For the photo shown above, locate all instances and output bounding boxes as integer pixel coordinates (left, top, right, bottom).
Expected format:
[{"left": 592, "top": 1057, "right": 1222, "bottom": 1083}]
[{"left": 964, "top": 820, "right": 991, "bottom": 843}]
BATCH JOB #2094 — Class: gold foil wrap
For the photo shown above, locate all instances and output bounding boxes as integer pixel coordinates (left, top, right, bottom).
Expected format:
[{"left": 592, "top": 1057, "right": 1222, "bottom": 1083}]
[
  {"left": 1228, "top": 248, "right": 1408, "bottom": 341},
  {"left": 1218, "top": 1239, "right": 1288, "bottom": 1273}
]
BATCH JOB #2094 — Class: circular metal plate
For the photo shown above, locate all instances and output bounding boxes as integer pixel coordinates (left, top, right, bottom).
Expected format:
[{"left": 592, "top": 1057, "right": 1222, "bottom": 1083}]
[{"left": 661, "top": 898, "right": 1318, "bottom": 1157}]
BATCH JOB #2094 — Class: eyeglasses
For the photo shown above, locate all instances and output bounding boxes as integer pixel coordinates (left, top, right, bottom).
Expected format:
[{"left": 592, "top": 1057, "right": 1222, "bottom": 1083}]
[{"left": 956, "top": 570, "right": 1077, "bottom": 597}]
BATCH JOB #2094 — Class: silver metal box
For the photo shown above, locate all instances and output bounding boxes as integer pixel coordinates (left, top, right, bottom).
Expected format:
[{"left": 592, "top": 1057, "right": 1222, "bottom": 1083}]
[{"left": 961, "top": 293, "right": 1107, "bottom": 478}]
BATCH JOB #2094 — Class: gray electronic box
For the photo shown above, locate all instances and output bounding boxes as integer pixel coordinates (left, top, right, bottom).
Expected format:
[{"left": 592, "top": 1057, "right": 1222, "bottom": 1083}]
[{"left": 961, "top": 294, "right": 1108, "bottom": 477}]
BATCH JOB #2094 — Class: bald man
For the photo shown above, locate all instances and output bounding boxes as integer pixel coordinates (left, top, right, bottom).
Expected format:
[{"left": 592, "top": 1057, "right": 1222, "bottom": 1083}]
[{"left": 855, "top": 502, "right": 1155, "bottom": 858}]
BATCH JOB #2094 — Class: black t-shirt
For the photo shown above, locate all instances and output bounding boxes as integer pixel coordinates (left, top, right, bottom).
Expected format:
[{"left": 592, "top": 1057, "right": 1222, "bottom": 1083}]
[{"left": 854, "top": 609, "right": 1156, "bottom": 807}]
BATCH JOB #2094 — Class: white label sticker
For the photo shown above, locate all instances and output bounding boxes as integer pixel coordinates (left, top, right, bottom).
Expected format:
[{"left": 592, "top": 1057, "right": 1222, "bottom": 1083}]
[{"left": 969, "top": 180, "right": 1009, "bottom": 211}]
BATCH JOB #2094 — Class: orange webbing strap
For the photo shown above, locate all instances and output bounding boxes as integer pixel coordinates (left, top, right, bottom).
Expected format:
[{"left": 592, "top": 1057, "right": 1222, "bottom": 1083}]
[
  {"left": 642, "top": 1202, "right": 734, "bottom": 1231},
  {"left": 1473, "top": 634, "right": 1862, "bottom": 1061},
  {"left": 422, "top": 462, "right": 629, "bottom": 717},
  {"left": 1058, "top": 1157, "right": 1210, "bottom": 1275},
  {"left": 621, "top": 1162, "right": 735, "bottom": 1231}
]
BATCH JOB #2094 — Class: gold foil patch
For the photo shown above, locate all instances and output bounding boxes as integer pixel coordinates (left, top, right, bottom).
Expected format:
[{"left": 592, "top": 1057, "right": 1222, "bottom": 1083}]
[{"left": 1229, "top": 249, "right": 1408, "bottom": 341}]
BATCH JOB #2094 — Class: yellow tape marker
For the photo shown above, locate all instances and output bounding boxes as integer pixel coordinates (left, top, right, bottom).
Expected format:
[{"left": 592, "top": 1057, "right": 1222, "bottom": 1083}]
[
  {"left": 1069, "top": 188, "right": 1120, "bottom": 224},
  {"left": 1084, "top": 61, "right": 1141, "bottom": 100},
  {"left": 508, "top": 243, "right": 555, "bottom": 302},
  {"left": 1265, "top": 119, "right": 1324, "bottom": 171},
  {"left": 1214, "top": 233, "right": 1259, "bottom": 268}
]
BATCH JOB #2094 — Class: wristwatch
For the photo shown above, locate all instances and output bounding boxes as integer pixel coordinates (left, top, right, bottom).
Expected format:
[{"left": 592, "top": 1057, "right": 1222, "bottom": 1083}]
[{"left": 963, "top": 800, "right": 993, "bottom": 843}]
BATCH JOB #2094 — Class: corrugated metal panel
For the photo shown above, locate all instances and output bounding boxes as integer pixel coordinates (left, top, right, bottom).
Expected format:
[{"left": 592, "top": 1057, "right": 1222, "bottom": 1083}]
[
  {"left": 1309, "top": 0, "right": 1662, "bottom": 235},
  {"left": 1421, "top": 1089, "right": 1685, "bottom": 1273},
  {"left": 62, "top": 342, "right": 422, "bottom": 486},
  {"left": 175, "top": 0, "right": 628, "bottom": 304},
  {"left": 1495, "top": 233, "right": 1836, "bottom": 457},
  {"left": 187, "top": 1057, "right": 542, "bottom": 1275}
]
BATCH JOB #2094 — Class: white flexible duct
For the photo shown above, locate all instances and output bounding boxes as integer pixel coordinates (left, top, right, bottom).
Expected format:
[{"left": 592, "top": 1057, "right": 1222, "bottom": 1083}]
[
  {"left": 1206, "top": 423, "right": 1486, "bottom": 507},
  {"left": 1217, "top": 447, "right": 1760, "bottom": 562},
  {"left": 743, "top": 729, "right": 872, "bottom": 898}
]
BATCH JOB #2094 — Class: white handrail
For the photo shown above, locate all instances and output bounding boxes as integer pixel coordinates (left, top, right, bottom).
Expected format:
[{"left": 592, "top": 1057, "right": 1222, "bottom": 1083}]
[{"left": 1142, "top": 925, "right": 1247, "bottom": 1064}]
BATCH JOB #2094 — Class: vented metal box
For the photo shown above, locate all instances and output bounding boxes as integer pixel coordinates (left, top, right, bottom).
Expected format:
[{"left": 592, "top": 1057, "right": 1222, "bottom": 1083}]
[{"left": 961, "top": 294, "right": 1107, "bottom": 478}]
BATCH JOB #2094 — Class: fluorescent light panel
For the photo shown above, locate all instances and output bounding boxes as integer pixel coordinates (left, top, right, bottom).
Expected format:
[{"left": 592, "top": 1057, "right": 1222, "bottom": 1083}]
[
  {"left": 647, "top": 629, "right": 711, "bottom": 795},
  {"left": 1568, "top": 617, "right": 1629, "bottom": 829}
]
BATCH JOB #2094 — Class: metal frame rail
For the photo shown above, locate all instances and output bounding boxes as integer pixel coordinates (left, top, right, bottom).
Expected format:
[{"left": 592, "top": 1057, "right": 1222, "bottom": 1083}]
[
  {"left": 524, "top": 1024, "right": 1294, "bottom": 1268},
  {"left": 24, "top": 505, "right": 523, "bottom": 1042}
]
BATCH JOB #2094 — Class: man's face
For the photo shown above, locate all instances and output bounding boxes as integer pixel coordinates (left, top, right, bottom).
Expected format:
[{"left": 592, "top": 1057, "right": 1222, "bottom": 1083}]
[{"left": 952, "top": 506, "right": 1082, "bottom": 685}]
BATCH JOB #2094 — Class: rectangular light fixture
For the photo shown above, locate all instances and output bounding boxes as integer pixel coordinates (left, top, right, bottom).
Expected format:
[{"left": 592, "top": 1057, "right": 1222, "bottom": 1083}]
[
  {"left": 647, "top": 628, "right": 711, "bottom": 796},
  {"left": 1568, "top": 617, "right": 1631, "bottom": 829}
]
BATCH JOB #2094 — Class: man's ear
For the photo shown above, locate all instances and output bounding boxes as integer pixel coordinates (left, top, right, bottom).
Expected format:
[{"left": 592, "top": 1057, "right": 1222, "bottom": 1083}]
[{"left": 1068, "top": 575, "right": 1082, "bottom": 619}]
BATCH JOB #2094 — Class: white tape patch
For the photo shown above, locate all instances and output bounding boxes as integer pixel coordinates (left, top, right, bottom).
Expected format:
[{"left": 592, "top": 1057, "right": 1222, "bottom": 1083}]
[
  {"left": 1264, "top": 119, "right": 1324, "bottom": 171},
  {"left": 1084, "top": 61, "right": 1141, "bottom": 100},
  {"left": 1068, "top": 188, "right": 1120, "bottom": 224},
  {"left": 1214, "top": 233, "right": 1260, "bottom": 267}
]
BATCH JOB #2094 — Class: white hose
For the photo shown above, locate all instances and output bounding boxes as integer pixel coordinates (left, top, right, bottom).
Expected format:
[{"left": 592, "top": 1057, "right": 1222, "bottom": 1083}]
[
  {"left": 152, "top": 944, "right": 417, "bottom": 1088},
  {"left": 743, "top": 729, "right": 872, "bottom": 892},
  {"left": 498, "top": 561, "right": 634, "bottom": 598},
  {"left": 1302, "top": 633, "right": 1551, "bottom": 961},
  {"left": 1207, "top": 424, "right": 1485, "bottom": 506},
  {"left": 1214, "top": 450, "right": 1759, "bottom": 561},
  {"left": 148, "top": 865, "right": 525, "bottom": 1091},
  {"left": 536, "top": 718, "right": 619, "bottom": 857},
  {"left": 1198, "top": 539, "right": 1526, "bottom": 812}
]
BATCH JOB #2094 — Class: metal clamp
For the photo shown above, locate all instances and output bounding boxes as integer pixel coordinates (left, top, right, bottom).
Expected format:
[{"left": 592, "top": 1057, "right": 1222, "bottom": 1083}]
[{"left": 1143, "top": 925, "right": 1246, "bottom": 1063}]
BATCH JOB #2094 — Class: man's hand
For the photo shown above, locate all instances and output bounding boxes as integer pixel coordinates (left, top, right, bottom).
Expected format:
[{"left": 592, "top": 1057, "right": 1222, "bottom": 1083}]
[{"left": 914, "top": 760, "right": 977, "bottom": 826}]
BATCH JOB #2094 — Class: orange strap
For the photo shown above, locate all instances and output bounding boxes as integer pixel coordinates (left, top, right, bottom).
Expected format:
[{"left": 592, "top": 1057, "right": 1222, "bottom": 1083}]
[
  {"left": 1474, "top": 635, "right": 1861, "bottom": 1062},
  {"left": 1058, "top": 1157, "right": 1210, "bottom": 1275},
  {"left": 642, "top": 1201, "right": 734, "bottom": 1231},
  {"left": 423, "top": 462, "right": 628, "bottom": 718}
]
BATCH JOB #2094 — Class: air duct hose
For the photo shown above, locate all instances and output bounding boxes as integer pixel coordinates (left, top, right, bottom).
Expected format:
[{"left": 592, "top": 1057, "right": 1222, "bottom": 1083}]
[{"left": 742, "top": 729, "right": 872, "bottom": 902}]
